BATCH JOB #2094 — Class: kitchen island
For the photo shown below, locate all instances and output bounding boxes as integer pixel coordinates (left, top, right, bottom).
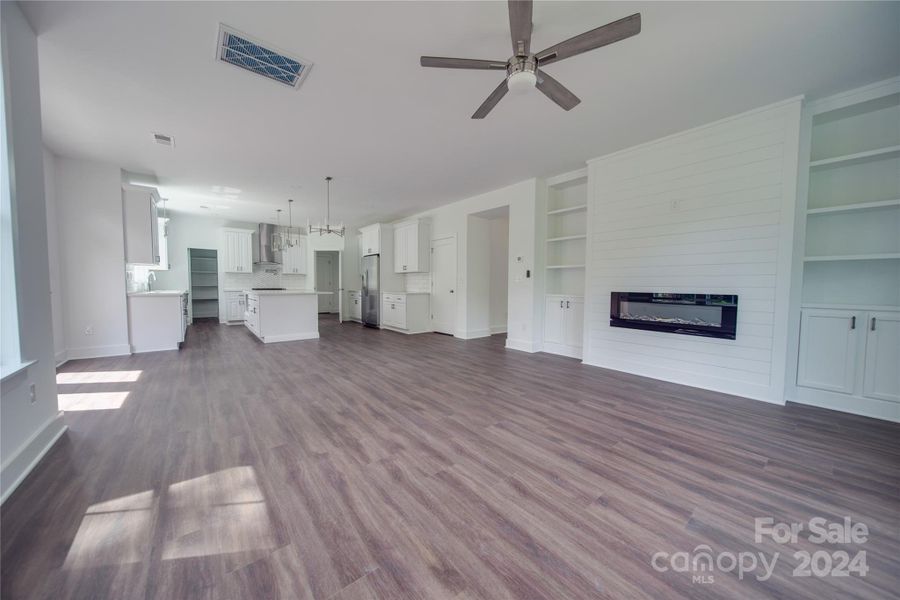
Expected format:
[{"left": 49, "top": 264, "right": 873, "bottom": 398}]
[{"left": 243, "top": 289, "right": 329, "bottom": 343}]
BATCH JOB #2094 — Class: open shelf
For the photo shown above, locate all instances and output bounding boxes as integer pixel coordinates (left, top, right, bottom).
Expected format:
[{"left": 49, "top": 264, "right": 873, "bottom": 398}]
[
  {"left": 809, "top": 144, "right": 900, "bottom": 169},
  {"left": 547, "top": 204, "right": 587, "bottom": 216},
  {"left": 546, "top": 234, "right": 587, "bottom": 243},
  {"left": 804, "top": 254, "right": 900, "bottom": 262},
  {"left": 546, "top": 264, "right": 586, "bottom": 269},
  {"left": 807, "top": 199, "right": 900, "bottom": 215}
]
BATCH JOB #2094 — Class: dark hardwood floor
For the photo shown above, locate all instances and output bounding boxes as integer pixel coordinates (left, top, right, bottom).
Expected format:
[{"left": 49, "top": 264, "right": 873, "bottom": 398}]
[{"left": 2, "top": 317, "right": 898, "bottom": 599}]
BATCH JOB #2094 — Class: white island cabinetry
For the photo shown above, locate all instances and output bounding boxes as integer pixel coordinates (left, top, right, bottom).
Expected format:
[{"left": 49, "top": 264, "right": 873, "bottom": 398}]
[{"left": 244, "top": 290, "right": 324, "bottom": 343}]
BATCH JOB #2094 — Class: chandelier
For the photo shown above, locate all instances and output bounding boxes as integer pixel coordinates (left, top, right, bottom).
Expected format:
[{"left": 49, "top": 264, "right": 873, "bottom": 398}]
[
  {"left": 273, "top": 198, "right": 302, "bottom": 251},
  {"left": 308, "top": 176, "right": 345, "bottom": 237}
]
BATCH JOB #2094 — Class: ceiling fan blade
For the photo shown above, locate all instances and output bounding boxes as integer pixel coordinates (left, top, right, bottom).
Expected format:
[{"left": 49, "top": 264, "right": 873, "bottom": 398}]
[
  {"left": 472, "top": 79, "right": 509, "bottom": 119},
  {"left": 508, "top": 0, "right": 533, "bottom": 55},
  {"left": 420, "top": 56, "right": 508, "bottom": 70},
  {"left": 536, "top": 13, "right": 641, "bottom": 67},
  {"left": 535, "top": 69, "right": 581, "bottom": 111}
]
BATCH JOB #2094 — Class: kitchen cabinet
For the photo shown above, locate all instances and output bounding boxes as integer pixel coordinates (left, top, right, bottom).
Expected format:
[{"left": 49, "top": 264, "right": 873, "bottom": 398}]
[
  {"left": 393, "top": 219, "right": 430, "bottom": 273},
  {"left": 797, "top": 309, "right": 861, "bottom": 394},
  {"left": 381, "top": 293, "right": 430, "bottom": 334},
  {"left": 863, "top": 312, "right": 900, "bottom": 402},
  {"left": 348, "top": 291, "right": 362, "bottom": 322},
  {"left": 544, "top": 295, "right": 584, "bottom": 358},
  {"left": 359, "top": 224, "right": 381, "bottom": 256},
  {"left": 281, "top": 234, "right": 307, "bottom": 275},
  {"left": 224, "top": 291, "right": 246, "bottom": 323},
  {"left": 797, "top": 308, "right": 900, "bottom": 404},
  {"left": 123, "top": 185, "right": 162, "bottom": 266},
  {"left": 127, "top": 291, "right": 187, "bottom": 353},
  {"left": 221, "top": 228, "right": 253, "bottom": 273}
]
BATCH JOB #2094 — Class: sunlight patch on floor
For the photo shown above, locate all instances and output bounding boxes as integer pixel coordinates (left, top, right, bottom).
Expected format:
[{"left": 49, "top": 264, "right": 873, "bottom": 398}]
[
  {"left": 56, "top": 370, "right": 143, "bottom": 384},
  {"left": 162, "top": 466, "right": 279, "bottom": 560},
  {"left": 63, "top": 490, "right": 155, "bottom": 569},
  {"left": 58, "top": 392, "right": 130, "bottom": 411}
]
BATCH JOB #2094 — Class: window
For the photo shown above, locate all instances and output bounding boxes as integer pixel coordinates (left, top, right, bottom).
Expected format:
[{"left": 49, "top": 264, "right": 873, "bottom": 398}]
[{"left": 1, "top": 54, "right": 22, "bottom": 373}]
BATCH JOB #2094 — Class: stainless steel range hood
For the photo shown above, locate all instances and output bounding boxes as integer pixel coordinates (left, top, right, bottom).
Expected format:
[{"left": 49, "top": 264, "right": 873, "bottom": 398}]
[{"left": 255, "top": 223, "right": 281, "bottom": 265}]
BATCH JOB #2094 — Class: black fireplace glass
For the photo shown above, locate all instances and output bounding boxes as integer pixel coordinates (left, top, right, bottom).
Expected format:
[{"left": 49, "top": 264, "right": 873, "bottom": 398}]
[{"left": 610, "top": 293, "right": 738, "bottom": 339}]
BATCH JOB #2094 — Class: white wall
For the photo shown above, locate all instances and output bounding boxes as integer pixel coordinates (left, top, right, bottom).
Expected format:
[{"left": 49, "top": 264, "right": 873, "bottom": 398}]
[
  {"left": 465, "top": 215, "right": 491, "bottom": 338},
  {"left": 1, "top": 1, "right": 67, "bottom": 502},
  {"left": 54, "top": 157, "right": 131, "bottom": 359},
  {"left": 489, "top": 216, "right": 509, "bottom": 333},
  {"left": 42, "top": 148, "right": 64, "bottom": 363},
  {"left": 584, "top": 98, "right": 802, "bottom": 404}
]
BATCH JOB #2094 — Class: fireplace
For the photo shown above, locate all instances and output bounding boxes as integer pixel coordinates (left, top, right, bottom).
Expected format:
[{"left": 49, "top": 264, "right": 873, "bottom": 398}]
[{"left": 610, "top": 292, "right": 738, "bottom": 339}]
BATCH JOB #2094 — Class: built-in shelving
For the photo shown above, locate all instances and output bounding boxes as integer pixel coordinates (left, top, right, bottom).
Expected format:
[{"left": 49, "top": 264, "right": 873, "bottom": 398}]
[
  {"left": 547, "top": 204, "right": 587, "bottom": 216},
  {"left": 807, "top": 198, "right": 900, "bottom": 215},
  {"left": 546, "top": 234, "right": 587, "bottom": 243},
  {"left": 189, "top": 248, "right": 219, "bottom": 320},
  {"left": 808, "top": 144, "right": 900, "bottom": 168},
  {"left": 798, "top": 87, "right": 900, "bottom": 312},
  {"left": 545, "top": 173, "right": 588, "bottom": 297},
  {"left": 804, "top": 253, "right": 900, "bottom": 262}
]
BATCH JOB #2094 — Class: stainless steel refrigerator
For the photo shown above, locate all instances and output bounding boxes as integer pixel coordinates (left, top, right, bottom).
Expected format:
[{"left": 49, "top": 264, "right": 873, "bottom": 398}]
[{"left": 361, "top": 254, "right": 380, "bottom": 327}]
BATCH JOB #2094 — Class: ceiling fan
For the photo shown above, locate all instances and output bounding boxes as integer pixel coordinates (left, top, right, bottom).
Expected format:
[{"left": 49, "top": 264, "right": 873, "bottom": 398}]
[{"left": 421, "top": 1, "right": 641, "bottom": 118}]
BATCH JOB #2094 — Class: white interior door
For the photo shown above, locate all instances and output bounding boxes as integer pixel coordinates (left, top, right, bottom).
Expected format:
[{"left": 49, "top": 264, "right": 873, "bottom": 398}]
[
  {"left": 431, "top": 236, "right": 457, "bottom": 335},
  {"left": 316, "top": 252, "right": 338, "bottom": 313}
]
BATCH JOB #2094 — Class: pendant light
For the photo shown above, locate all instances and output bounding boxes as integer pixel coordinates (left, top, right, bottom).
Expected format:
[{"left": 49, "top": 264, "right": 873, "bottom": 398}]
[{"left": 308, "top": 176, "right": 344, "bottom": 237}]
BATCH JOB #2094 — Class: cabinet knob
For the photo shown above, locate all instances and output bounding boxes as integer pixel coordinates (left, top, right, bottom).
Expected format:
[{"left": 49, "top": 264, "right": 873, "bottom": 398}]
[
  {"left": 560, "top": 300, "right": 564, "bottom": 308},
  {"left": 566, "top": 301, "right": 570, "bottom": 309},
  {"left": 850, "top": 316, "right": 856, "bottom": 330},
  {"left": 871, "top": 317, "right": 876, "bottom": 331}
]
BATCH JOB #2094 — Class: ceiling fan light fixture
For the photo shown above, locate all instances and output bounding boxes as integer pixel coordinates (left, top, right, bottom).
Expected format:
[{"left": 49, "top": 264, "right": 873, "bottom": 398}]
[{"left": 507, "top": 70, "right": 537, "bottom": 93}]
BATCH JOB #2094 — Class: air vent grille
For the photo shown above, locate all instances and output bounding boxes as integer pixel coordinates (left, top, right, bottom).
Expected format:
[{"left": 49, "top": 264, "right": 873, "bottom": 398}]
[
  {"left": 152, "top": 132, "right": 174, "bottom": 147},
  {"left": 217, "top": 25, "right": 311, "bottom": 89}
]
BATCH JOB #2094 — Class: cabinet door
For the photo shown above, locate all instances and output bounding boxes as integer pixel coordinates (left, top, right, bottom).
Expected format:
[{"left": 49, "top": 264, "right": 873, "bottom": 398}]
[
  {"left": 394, "top": 225, "right": 409, "bottom": 273},
  {"left": 222, "top": 231, "right": 237, "bottom": 272},
  {"left": 544, "top": 297, "right": 566, "bottom": 345},
  {"left": 565, "top": 297, "right": 584, "bottom": 348},
  {"left": 405, "top": 224, "right": 418, "bottom": 272},
  {"left": 797, "top": 309, "right": 861, "bottom": 394},
  {"left": 239, "top": 232, "right": 252, "bottom": 272},
  {"left": 149, "top": 199, "right": 160, "bottom": 265},
  {"left": 863, "top": 312, "right": 900, "bottom": 402}
]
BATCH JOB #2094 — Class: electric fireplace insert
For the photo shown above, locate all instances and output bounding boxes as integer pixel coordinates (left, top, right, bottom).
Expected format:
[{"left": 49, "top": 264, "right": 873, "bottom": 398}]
[{"left": 610, "top": 292, "right": 738, "bottom": 339}]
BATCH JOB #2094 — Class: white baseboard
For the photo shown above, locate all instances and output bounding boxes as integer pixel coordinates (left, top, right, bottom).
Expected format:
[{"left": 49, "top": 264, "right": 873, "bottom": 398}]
[
  {"left": 1, "top": 412, "right": 67, "bottom": 504},
  {"left": 262, "top": 332, "right": 320, "bottom": 343},
  {"left": 66, "top": 344, "right": 132, "bottom": 360},
  {"left": 541, "top": 341, "right": 583, "bottom": 359},
  {"left": 581, "top": 353, "right": 783, "bottom": 406},
  {"left": 460, "top": 329, "right": 490, "bottom": 340},
  {"left": 54, "top": 350, "right": 68, "bottom": 367},
  {"left": 789, "top": 388, "right": 900, "bottom": 423},
  {"left": 490, "top": 325, "right": 507, "bottom": 334},
  {"left": 505, "top": 338, "right": 537, "bottom": 353}
]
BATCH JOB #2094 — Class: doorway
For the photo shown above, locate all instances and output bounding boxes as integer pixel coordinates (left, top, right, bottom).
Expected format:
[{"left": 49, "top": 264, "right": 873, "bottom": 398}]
[
  {"left": 466, "top": 206, "right": 509, "bottom": 339},
  {"left": 315, "top": 250, "right": 340, "bottom": 314},
  {"left": 431, "top": 236, "right": 457, "bottom": 335}
]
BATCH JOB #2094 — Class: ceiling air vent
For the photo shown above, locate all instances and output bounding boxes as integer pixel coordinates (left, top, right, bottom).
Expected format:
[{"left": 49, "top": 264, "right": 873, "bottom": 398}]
[
  {"left": 152, "top": 132, "right": 174, "bottom": 147},
  {"left": 216, "top": 25, "right": 312, "bottom": 89}
]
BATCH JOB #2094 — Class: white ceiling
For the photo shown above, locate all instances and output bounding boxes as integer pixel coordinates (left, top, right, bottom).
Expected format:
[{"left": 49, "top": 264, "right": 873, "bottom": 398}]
[{"left": 23, "top": 1, "right": 900, "bottom": 225}]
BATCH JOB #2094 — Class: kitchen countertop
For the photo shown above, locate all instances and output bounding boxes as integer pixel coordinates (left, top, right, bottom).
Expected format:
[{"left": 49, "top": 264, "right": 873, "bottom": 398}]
[
  {"left": 128, "top": 290, "right": 187, "bottom": 297},
  {"left": 244, "top": 289, "right": 333, "bottom": 296}
]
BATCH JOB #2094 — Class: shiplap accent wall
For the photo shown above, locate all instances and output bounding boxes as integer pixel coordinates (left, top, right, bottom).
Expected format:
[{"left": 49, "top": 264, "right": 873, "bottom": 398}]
[{"left": 584, "top": 98, "right": 802, "bottom": 404}]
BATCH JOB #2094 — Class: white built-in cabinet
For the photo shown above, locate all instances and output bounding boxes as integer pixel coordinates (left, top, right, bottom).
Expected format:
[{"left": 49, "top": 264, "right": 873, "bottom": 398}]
[
  {"left": 798, "top": 309, "right": 899, "bottom": 404},
  {"left": 381, "top": 293, "right": 430, "bottom": 334},
  {"left": 789, "top": 78, "right": 900, "bottom": 421},
  {"left": 281, "top": 234, "right": 307, "bottom": 275},
  {"left": 221, "top": 228, "right": 253, "bottom": 273},
  {"left": 123, "top": 185, "right": 162, "bottom": 266},
  {"left": 393, "top": 220, "right": 430, "bottom": 273},
  {"left": 544, "top": 295, "right": 584, "bottom": 358},
  {"left": 359, "top": 224, "right": 381, "bottom": 256},
  {"left": 223, "top": 291, "right": 246, "bottom": 323}
]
